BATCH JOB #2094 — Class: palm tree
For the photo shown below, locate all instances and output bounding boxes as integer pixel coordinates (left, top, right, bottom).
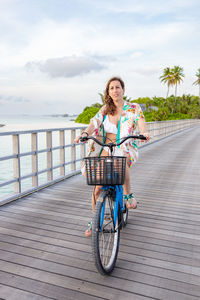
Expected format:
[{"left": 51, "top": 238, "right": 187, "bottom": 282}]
[
  {"left": 159, "top": 67, "right": 173, "bottom": 100},
  {"left": 193, "top": 68, "right": 200, "bottom": 103},
  {"left": 123, "top": 95, "right": 132, "bottom": 102},
  {"left": 171, "top": 66, "right": 184, "bottom": 104},
  {"left": 98, "top": 93, "right": 104, "bottom": 104}
]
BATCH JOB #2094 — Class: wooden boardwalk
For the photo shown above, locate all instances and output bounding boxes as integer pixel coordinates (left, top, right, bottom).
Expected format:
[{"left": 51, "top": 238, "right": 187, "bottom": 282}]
[{"left": 0, "top": 126, "right": 200, "bottom": 300}]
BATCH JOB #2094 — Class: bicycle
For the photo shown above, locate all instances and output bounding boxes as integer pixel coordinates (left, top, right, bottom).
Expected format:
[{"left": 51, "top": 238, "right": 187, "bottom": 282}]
[{"left": 80, "top": 134, "right": 146, "bottom": 275}]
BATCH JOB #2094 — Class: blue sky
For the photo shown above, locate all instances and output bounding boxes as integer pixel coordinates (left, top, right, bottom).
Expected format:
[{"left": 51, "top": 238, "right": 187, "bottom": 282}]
[{"left": 0, "top": 0, "right": 200, "bottom": 115}]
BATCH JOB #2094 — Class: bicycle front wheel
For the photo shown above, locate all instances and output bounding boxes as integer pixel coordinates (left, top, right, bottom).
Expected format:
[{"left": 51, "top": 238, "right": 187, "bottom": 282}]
[{"left": 92, "top": 192, "right": 120, "bottom": 275}]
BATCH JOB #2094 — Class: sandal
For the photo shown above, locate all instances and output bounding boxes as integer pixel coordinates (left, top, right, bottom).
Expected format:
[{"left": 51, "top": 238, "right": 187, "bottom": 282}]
[
  {"left": 85, "top": 221, "right": 92, "bottom": 237},
  {"left": 124, "top": 193, "right": 137, "bottom": 209}
]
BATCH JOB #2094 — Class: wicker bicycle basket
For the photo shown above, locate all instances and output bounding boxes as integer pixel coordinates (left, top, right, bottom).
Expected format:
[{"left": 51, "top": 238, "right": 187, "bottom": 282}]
[{"left": 84, "top": 156, "right": 126, "bottom": 186}]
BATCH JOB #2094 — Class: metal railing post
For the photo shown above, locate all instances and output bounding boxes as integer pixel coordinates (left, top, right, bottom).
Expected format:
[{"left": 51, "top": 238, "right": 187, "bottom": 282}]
[
  {"left": 46, "top": 131, "right": 53, "bottom": 181},
  {"left": 12, "top": 134, "right": 21, "bottom": 193},
  {"left": 31, "top": 133, "right": 38, "bottom": 187},
  {"left": 59, "top": 130, "right": 65, "bottom": 176},
  {"left": 71, "top": 129, "right": 76, "bottom": 171}
]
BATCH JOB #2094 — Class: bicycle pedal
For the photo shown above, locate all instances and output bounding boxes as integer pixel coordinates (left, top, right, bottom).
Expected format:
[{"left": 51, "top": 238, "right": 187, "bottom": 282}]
[{"left": 104, "top": 215, "right": 111, "bottom": 220}]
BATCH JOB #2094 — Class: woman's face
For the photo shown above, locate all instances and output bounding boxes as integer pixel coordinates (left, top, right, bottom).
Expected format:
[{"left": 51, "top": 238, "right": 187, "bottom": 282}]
[{"left": 108, "top": 80, "right": 124, "bottom": 102}]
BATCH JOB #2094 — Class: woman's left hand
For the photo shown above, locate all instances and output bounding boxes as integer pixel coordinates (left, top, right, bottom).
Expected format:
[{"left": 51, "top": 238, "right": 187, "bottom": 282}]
[{"left": 141, "top": 132, "right": 150, "bottom": 142}]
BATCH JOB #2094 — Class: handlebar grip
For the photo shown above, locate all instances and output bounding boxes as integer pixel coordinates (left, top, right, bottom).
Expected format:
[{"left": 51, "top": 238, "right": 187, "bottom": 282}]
[
  {"left": 138, "top": 134, "right": 147, "bottom": 140},
  {"left": 80, "top": 136, "right": 88, "bottom": 142}
]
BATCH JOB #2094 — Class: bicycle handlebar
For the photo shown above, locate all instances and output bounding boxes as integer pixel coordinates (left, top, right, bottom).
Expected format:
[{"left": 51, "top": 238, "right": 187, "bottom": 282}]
[{"left": 80, "top": 134, "right": 146, "bottom": 147}]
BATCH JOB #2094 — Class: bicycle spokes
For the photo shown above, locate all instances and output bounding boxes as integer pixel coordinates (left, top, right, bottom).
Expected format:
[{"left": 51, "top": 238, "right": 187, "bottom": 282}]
[{"left": 92, "top": 194, "right": 120, "bottom": 275}]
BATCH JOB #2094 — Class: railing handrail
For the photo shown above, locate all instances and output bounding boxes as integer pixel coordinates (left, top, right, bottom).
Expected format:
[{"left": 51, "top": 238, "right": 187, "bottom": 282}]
[
  {"left": 0, "top": 125, "right": 86, "bottom": 136},
  {"left": 0, "top": 119, "right": 195, "bottom": 136}
]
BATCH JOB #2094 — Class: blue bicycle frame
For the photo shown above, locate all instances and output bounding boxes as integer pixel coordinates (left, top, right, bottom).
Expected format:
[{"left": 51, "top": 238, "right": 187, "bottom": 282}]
[{"left": 100, "top": 185, "right": 124, "bottom": 230}]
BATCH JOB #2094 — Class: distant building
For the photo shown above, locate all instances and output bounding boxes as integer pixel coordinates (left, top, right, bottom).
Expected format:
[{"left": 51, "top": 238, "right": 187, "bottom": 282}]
[
  {"left": 148, "top": 106, "right": 158, "bottom": 111},
  {"left": 139, "top": 104, "right": 158, "bottom": 112},
  {"left": 140, "top": 104, "right": 146, "bottom": 111}
]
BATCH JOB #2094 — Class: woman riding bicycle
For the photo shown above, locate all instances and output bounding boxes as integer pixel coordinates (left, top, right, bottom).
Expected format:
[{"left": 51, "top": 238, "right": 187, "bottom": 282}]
[{"left": 75, "top": 76, "right": 150, "bottom": 236}]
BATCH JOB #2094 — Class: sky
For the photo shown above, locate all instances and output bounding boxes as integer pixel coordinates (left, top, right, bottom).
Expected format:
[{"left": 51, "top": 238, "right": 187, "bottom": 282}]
[{"left": 0, "top": 0, "right": 200, "bottom": 115}]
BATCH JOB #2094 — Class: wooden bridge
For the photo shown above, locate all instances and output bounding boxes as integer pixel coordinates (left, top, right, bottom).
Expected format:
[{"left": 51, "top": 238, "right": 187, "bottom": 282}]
[{"left": 0, "top": 125, "right": 200, "bottom": 300}]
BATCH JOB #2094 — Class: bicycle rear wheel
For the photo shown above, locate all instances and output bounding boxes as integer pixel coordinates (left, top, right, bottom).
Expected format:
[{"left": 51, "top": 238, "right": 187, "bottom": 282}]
[
  {"left": 122, "top": 198, "right": 128, "bottom": 227},
  {"left": 92, "top": 192, "right": 120, "bottom": 275}
]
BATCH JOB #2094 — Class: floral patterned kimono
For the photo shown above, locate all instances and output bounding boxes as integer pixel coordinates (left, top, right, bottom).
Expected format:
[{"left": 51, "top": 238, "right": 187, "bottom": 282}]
[{"left": 81, "top": 101, "right": 145, "bottom": 175}]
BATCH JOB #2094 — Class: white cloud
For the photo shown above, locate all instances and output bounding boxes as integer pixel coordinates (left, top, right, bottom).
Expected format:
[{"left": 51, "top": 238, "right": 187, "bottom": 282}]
[
  {"left": 80, "top": 0, "right": 199, "bottom": 15},
  {"left": 0, "top": 94, "right": 30, "bottom": 103},
  {"left": 25, "top": 55, "right": 106, "bottom": 78},
  {"left": 132, "top": 67, "right": 160, "bottom": 76},
  {"left": 0, "top": 0, "right": 199, "bottom": 115}
]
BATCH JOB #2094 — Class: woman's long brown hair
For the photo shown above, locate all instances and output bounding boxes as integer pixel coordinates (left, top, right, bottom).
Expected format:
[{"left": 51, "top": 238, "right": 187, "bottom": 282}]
[{"left": 104, "top": 77, "right": 125, "bottom": 115}]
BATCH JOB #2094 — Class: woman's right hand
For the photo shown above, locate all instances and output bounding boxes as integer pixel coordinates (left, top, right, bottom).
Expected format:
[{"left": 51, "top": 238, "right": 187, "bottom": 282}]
[
  {"left": 74, "top": 132, "right": 88, "bottom": 144},
  {"left": 74, "top": 136, "right": 81, "bottom": 144}
]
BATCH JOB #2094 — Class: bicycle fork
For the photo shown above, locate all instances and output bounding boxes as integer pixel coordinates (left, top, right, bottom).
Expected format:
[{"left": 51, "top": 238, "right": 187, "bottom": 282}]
[{"left": 100, "top": 185, "right": 123, "bottom": 231}]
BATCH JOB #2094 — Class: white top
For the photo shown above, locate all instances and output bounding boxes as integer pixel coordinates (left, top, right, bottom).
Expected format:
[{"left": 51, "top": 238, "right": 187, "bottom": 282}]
[{"left": 103, "top": 115, "right": 118, "bottom": 134}]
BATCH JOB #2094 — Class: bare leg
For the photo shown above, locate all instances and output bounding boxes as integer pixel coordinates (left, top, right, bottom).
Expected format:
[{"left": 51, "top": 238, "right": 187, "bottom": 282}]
[
  {"left": 85, "top": 185, "right": 102, "bottom": 237},
  {"left": 91, "top": 148, "right": 110, "bottom": 212},
  {"left": 123, "top": 161, "right": 130, "bottom": 195},
  {"left": 92, "top": 186, "right": 102, "bottom": 213},
  {"left": 123, "top": 159, "right": 137, "bottom": 209}
]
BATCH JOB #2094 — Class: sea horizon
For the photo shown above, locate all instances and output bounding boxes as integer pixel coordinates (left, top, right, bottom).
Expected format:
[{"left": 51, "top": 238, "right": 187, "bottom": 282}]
[{"left": 0, "top": 113, "right": 85, "bottom": 132}]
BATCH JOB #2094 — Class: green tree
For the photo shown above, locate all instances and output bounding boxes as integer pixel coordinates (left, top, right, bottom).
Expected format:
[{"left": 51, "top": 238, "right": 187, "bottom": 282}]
[
  {"left": 171, "top": 66, "right": 184, "bottom": 104},
  {"left": 188, "top": 104, "right": 200, "bottom": 118},
  {"left": 159, "top": 67, "right": 174, "bottom": 100},
  {"left": 75, "top": 106, "right": 100, "bottom": 124},
  {"left": 165, "top": 95, "right": 174, "bottom": 112},
  {"left": 193, "top": 68, "right": 200, "bottom": 103},
  {"left": 152, "top": 107, "right": 170, "bottom": 121}
]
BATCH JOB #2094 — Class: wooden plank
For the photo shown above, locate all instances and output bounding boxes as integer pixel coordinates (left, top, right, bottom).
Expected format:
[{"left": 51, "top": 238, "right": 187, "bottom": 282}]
[
  {"left": 0, "top": 215, "right": 199, "bottom": 262},
  {"left": 0, "top": 213, "right": 199, "bottom": 257},
  {"left": 0, "top": 272, "right": 101, "bottom": 300},
  {"left": 0, "top": 233, "right": 199, "bottom": 287},
  {"left": 0, "top": 239, "right": 200, "bottom": 292},
  {"left": 0, "top": 208, "right": 199, "bottom": 250},
  {"left": 0, "top": 208, "right": 199, "bottom": 248},
  {"left": 0, "top": 217, "right": 199, "bottom": 264},
  {"left": 0, "top": 283, "right": 51, "bottom": 300},
  {"left": 0, "top": 260, "right": 153, "bottom": 300},
  {"left": 7, "top": 200, "right": 200, "bottom": 232},
  {"left": 0, "top": 257, "right": 199, "bottom": 300},
  {"left": 0, "top": 210, "right": 198, "bottom": 255},
  {"left": 0, "top": 225, "right": 199, "bottom": 279}
]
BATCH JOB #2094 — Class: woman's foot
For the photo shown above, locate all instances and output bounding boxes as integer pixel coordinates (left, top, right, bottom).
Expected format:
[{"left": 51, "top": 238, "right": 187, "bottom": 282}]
[
  {"left": 124, "top": 193, "right": 137, "bottom": 209},
  {"left": 85, "top": 221, "right": 92, "bottom": 237}
]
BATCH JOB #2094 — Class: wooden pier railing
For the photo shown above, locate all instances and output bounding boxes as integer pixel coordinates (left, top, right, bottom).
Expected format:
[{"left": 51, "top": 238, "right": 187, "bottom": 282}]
[
  {"left": 0, "top": 119, "right": 199, "bottom": 205},
  {"left": 0, "top": 127, "right": 86, "bottom": 205}
]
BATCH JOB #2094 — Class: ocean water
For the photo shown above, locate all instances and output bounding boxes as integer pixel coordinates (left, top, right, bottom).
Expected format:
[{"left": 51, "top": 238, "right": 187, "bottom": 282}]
[{"left": 0, "top": 114, "right": 85, "bottom": 200}]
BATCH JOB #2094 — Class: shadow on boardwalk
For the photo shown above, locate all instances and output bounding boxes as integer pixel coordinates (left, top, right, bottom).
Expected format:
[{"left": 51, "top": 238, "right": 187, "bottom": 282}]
[{"left": 0, "top": 126, "right": 200, "bottom": 300}]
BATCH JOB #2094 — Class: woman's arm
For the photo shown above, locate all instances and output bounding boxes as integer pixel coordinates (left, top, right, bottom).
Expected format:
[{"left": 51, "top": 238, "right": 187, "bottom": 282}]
[
  {"left": 75, "top": 105, "right": 105, "bottom": 143},
  {"left": 74, "top": 121, "right": 95, "bottom": 143},
  {"left": 82, "top": 121, "right": 95, "bottom": 136},
  {"left": 138, "top": 118, "right": 150, "bottom": 141}
]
